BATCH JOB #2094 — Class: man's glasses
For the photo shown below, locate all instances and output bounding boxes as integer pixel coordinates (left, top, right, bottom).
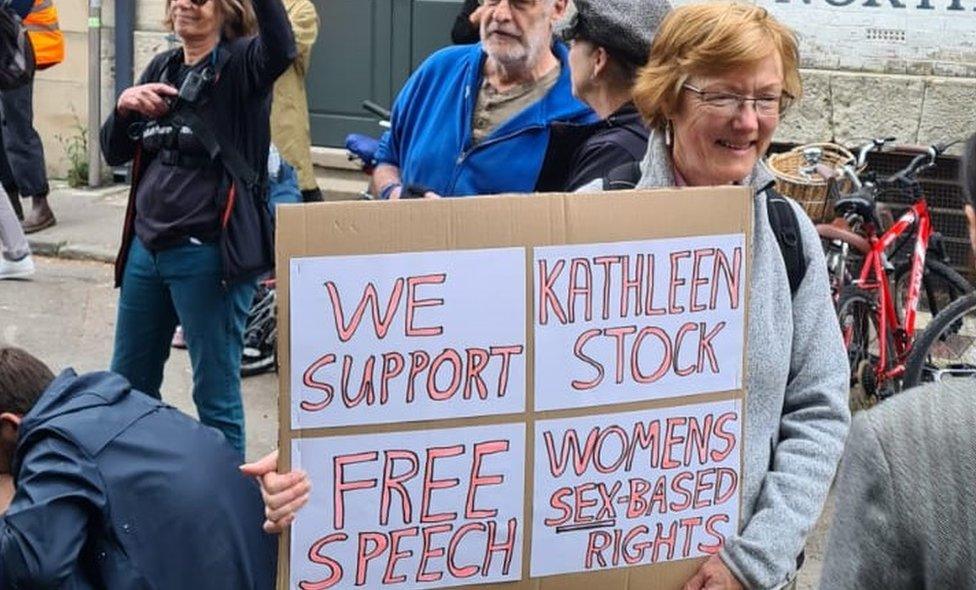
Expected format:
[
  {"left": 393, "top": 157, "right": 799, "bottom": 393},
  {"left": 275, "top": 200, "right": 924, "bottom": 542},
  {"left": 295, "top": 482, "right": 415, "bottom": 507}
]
[
  {"left": 479, "top": 0, "right": 540, "bottom": 11},
  {"left": 682, "top": 84, "right": 793, "bottom": 118}
]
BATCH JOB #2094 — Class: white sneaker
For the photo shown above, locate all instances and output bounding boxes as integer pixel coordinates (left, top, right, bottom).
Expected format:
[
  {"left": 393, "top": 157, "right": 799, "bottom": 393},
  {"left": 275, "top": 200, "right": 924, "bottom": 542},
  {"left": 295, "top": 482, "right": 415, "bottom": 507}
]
[{"left": 0, "top": 255, "right": 35, "bottom": 280}]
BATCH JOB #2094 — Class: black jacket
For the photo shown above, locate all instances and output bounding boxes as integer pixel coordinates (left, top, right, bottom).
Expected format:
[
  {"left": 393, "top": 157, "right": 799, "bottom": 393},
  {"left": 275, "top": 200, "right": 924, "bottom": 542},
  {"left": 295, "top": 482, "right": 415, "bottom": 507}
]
[
  {"left": 536, "top": 102, "right": 649, "bottom": 192},
  {"left": 0, "top": 370, "right": 276, "bottom": 588},
  {"left": 100, "top": 0, "right": 296, "bottom": 286}
]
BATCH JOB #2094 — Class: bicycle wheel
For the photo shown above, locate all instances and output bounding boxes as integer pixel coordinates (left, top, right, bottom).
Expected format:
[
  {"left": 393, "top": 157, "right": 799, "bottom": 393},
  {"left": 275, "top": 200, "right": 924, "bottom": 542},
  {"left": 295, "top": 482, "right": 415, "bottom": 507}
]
[
  {"left": 893, "top": 258, "right": 973, "bottom": 334},
  {"left": 903, "top": 292, "right": 976, "bottom": 388},
  {"left": 241, "top": 284, "right": 278, "bottom": 377},
  {"left": 835, "top": 286, "right": 887, "bottom": 411}
]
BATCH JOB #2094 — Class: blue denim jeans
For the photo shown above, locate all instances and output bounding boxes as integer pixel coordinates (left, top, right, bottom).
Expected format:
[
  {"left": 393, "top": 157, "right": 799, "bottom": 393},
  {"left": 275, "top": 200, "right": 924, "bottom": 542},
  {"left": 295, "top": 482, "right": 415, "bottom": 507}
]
[{"left": 111, "top": 238, "right": 255, "bottom": 454}]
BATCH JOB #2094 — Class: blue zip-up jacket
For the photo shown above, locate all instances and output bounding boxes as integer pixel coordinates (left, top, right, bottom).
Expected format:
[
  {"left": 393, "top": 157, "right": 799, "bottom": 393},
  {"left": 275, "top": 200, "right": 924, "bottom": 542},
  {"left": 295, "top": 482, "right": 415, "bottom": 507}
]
[
  {"left": 0, "top": 370, "right": 276, "bottom": 589},
  {"left": 374, "top": 41, "right": 597, "bottom": 197}
]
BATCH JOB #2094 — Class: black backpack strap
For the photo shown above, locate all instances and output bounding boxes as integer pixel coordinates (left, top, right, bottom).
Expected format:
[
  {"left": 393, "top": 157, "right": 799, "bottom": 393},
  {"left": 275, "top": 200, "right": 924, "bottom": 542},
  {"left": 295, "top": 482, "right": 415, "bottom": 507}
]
[
  {"left": 763, "top": 183, "right": 807, "bottom": 297},
  {"left": 172, "top": 109, "right": 261, "bottom": 193},
  {"left": 602, "top": 161, "right": 642, "bottom": 191}
]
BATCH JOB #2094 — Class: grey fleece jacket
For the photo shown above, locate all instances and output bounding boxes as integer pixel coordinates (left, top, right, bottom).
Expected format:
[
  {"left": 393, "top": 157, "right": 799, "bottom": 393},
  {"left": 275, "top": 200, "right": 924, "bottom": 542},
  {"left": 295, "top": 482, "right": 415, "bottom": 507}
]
[
  {"left": 582, "top": 130, "right": 851, "bottom": 589},
  {"left": 820, "top": 380, "right": 976, "bottom": 589}
]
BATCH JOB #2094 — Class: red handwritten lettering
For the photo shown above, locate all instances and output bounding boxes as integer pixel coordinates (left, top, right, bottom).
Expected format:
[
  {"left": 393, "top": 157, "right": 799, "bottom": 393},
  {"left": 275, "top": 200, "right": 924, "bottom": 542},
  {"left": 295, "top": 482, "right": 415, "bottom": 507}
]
[
  {"left": 300, "top": 533, "right": 346, "bottom": 590},
  {"left": 301, "top": 353, "right": 336, "bottom": 411},
  {"left": 420, "top": 446, "right": 463, "bottom": 523},
  {"left": 355, "top": 532, "right": 389, "bottom": 585},
  {"left": 567, "top": 258, "right": 593, "bottom": 323},
  {"left": 417, "top": 524, "right": 452, "bottom": 582},
  {"left": 326, "top": 279, "right": 403, "bottom": 343},
  {"left": 538, "top": 258, "right": 568, "bottom": 326},
  {"left": 465, "top": 440, "right": 507, "bottom": 519},
  {"left": 380, "top": 450, "right": 418, "bottom": 526},
  {"left": 333, "top": 452, "right": 378, "bottom": 529},
  {"left": 405, "top": 274, "right": 445, "bottom": 337}
]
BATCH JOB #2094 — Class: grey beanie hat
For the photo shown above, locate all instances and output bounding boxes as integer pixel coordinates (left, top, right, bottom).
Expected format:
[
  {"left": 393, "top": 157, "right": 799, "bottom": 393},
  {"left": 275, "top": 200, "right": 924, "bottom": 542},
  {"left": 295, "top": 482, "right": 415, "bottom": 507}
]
[{"left": 570, "top": 0, "right": 672, "bottom": 67}]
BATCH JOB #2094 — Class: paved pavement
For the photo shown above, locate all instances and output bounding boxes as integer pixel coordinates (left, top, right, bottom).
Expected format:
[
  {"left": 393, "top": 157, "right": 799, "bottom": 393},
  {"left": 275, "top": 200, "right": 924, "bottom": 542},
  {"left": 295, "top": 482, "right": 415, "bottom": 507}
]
[
  {"left": 2, "top": 184, "right": 832, "bottom": 589},
  {"left": 23, "top": 182, "right": 128, "bottom": 264},
  {"left": 0, "top": 257, "right": 280, "bottom": 462}
]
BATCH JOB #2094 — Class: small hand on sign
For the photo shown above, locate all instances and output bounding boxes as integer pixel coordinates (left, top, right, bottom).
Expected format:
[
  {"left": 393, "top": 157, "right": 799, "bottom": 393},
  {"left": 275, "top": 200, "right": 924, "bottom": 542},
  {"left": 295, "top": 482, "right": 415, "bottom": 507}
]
[
  {"left": 239, "top": 450, "right": 311, "bottom": 534},
  {"left": 683, "top": 555, "right": 745, "bottom": 590}
]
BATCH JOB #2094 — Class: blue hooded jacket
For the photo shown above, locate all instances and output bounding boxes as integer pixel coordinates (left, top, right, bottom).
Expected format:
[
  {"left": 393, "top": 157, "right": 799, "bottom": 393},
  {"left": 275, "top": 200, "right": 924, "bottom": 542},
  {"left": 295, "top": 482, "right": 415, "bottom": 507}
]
[
  {"left": 0, "top": 370, "right": 276, "bottom": 589},
  {"left": 374, "top": 41, "right": 597, "bottom": 197}
]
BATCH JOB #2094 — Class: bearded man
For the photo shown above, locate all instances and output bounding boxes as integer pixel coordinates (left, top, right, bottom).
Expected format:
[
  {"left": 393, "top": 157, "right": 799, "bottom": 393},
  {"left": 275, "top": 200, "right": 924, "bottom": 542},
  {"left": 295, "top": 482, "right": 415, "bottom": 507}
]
[{"left": 372, "top": 0, "right": 596, "bottom": 199}]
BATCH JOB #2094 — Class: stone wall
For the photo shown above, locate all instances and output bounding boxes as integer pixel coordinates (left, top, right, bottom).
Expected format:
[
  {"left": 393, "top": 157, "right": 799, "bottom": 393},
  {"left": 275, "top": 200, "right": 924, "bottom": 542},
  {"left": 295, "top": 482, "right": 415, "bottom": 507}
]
[
  {"left": 133, "top": 0, "right": 174, "bottom": 77},
  {"left": 32, "top": 1, "right": 115, "bottom": 179},
  {"left": 752, "top": 0, "right": 976, "bottom": 149},
  {"left": 779, "top": 70, "right": 976, "bottom": 149}
]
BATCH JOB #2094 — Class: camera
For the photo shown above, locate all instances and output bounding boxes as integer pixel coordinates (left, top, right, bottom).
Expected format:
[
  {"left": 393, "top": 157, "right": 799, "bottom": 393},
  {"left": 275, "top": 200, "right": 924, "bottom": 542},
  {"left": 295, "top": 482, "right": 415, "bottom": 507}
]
[
  {"left": 178, "top": 68, "right": 212, "bottom": 105},
  {"left": 164, "top": 67, "right": 214, "bottom": 111}
]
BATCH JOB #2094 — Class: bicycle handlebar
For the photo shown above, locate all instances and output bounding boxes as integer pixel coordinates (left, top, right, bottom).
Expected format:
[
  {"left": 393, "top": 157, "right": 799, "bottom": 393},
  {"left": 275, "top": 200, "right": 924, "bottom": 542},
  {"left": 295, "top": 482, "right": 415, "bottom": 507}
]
[
  {"left": 362, "top": 100, "right": 392, "bottom": 121},
  {"left": 832, "top": 139, "right": 956, "bottom": 222},
  {"left": 853, "top": 137, "right": 896, "bottom": 168},
  {"left": 870, "top": 140, "right": 959, "bottom": 190}
]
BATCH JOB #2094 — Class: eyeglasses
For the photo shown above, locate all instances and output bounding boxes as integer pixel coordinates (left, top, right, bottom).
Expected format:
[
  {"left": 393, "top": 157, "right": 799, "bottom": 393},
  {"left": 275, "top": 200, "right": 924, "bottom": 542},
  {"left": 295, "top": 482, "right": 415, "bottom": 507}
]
[
  {"left": 479, "top": 0, "right": 541, "bottom": 11},
  {"left": 682, "top": 83, "right": 793, "bottom": 118}
]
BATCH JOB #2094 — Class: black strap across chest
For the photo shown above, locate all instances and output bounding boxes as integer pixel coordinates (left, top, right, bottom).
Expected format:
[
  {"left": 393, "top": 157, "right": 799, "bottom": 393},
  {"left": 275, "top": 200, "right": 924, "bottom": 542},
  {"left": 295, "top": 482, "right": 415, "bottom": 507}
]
[{"left": 602, "top": 164, "right": 808, "bottom": 297}]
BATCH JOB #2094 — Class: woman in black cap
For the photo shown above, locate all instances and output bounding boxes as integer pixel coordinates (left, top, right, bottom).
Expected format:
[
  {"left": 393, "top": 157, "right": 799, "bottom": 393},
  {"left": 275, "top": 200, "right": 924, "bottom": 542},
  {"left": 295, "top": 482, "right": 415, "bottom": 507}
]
[{"left": 536, "top": 0, "right": 670, "bottom": 192}]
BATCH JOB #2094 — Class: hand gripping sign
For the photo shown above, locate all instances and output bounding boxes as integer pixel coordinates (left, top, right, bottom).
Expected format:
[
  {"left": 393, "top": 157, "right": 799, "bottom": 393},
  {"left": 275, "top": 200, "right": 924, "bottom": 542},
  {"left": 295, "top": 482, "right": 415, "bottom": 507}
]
[{"left": 277, "top": 187, "right": 750, "bottom": 590}]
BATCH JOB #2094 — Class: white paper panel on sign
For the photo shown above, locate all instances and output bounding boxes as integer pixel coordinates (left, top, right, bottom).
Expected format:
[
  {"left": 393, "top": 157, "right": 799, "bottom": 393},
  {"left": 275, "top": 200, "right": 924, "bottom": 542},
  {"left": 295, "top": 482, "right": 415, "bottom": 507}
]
[
  {"left": 290, "top": 248, "right": 527, "bottom": 429},
  {"left": 290, "top": 423, "right": 527, "bottom": 590},
  {"left": 530, "top": 400, "right": 742, "bottom": 578},
  {"left": 533, "top": 235, "right": 745, "bottom": 412}
]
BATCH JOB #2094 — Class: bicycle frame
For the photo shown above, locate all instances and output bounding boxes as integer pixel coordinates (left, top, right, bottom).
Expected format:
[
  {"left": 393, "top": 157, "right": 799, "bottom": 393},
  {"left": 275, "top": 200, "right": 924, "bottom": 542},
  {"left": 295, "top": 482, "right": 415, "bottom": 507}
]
[{"left": 853, "top": 199, "right": 933, "bottom": 383}]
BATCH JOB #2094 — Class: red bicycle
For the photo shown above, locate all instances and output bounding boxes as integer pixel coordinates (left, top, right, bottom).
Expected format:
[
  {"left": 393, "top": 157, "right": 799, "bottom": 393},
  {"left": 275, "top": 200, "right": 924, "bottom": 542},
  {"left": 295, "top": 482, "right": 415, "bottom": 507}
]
[{"left": 817, "top": 142, "right": 972, "bottom": 405}]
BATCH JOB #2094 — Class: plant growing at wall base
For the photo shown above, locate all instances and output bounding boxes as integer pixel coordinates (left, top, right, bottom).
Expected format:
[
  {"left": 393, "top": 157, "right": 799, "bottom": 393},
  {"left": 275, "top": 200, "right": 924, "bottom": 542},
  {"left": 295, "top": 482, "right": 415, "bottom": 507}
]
[{"left": 55, "top": 114, "right": 88, "bottom": 188}]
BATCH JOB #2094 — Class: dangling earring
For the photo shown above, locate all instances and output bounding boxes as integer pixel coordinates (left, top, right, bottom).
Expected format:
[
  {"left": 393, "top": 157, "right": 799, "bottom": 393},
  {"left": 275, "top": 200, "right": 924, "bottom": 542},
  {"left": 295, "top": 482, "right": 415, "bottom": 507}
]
[{"left": 664, "top": 120, "right": 673, "bottom": 147}]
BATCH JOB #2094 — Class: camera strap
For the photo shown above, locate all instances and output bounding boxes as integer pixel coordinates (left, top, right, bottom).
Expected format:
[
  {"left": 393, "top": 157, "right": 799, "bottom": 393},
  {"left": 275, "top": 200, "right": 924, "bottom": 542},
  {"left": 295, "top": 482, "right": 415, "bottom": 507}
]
[
  {"left": 172, "top": 108, "right": 261, "bottom": 193},
  {"left": 152, "top": 46, "right": 260, "bottom": 192}
]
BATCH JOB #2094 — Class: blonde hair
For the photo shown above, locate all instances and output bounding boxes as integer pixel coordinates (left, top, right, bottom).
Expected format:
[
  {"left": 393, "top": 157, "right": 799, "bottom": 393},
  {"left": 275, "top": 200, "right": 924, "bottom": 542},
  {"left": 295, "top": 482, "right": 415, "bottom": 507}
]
[
  {"left": 164, "top": 0, "right": 258, "bottom": 41},
  {"left": 632, "top": 2, "right": 801, "bottom": 129}
]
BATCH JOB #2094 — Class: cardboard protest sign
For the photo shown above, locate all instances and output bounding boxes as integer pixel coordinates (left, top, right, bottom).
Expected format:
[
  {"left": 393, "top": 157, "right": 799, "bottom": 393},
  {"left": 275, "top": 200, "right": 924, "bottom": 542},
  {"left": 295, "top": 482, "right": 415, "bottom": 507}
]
[
  {"left": 530, "top": 401, "right": 741, "bottom": 578},
  {"left": 276, "top": 187, "right": 752, "bottom": 590},
  {"left": 533, "top": 236, "right": 745, "bottom": 412},
  {"left": 289, "top": 248, "right": 527, "bottom": 428},
  {"left": 290, "top": 423, "right": 527, "bottom": 588}
]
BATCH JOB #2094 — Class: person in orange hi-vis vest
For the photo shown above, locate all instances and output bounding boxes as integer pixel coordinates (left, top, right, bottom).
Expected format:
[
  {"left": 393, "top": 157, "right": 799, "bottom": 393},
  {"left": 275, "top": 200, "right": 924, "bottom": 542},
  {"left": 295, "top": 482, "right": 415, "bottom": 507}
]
[
  {"left": 24, "top": 0, "right": 64, "bottom": 69},
  {"left": 0, "top": 0, "right": 64, "bottom": 234}
]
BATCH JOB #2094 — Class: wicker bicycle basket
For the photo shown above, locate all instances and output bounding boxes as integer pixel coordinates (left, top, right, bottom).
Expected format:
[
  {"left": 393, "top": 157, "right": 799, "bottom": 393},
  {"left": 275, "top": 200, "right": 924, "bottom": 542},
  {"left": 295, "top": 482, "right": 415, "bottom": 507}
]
[{"left": 766, "top": 143, "right": 857, "bottom": 223}]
